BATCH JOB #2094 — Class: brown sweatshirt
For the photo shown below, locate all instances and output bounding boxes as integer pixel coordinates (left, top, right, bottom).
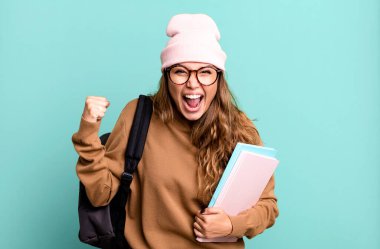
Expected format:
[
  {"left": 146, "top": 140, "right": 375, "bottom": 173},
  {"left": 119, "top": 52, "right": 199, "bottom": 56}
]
[{"left": 72, "top": 99, "right": 279, "bottom": 249}]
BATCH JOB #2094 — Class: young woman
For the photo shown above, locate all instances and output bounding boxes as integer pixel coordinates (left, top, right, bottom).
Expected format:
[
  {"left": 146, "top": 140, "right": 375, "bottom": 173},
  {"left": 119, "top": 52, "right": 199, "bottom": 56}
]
[{"left": 72, "top": 13, "right": 279, "bottom": 249}]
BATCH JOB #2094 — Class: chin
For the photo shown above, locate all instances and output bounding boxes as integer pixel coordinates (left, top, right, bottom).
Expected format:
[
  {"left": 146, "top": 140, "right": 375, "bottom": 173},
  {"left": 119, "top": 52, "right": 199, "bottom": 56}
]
[
  {"left": 182, "top": 113, "right": 203, "bottom": 121},
  {"left": 179, "top": 105, "right": 205, "bottom": 121}
]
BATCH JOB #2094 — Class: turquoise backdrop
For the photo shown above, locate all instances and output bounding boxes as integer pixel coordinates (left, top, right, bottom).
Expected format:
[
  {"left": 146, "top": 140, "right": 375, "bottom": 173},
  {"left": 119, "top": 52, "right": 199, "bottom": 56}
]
[{"left": 1, "top": 0, "right": 379, "bottom": 248}]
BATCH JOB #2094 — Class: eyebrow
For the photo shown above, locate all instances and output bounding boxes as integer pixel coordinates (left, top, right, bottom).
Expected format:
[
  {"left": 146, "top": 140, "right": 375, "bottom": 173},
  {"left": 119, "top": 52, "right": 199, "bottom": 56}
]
[{"left": 176, "top": 64, "right": 216, "bottom": 70}]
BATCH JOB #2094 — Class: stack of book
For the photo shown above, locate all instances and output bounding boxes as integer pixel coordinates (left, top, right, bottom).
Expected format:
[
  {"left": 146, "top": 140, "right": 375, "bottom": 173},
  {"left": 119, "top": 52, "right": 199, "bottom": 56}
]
[{"left": 197, "top": 143, "right": 279, "bottom": 242}]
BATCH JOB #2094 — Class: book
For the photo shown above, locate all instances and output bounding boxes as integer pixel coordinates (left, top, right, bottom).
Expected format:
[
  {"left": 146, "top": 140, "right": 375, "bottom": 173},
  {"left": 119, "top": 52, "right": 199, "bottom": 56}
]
[{"left": 196, "top": 143, "right": 279, "bottom": 243}]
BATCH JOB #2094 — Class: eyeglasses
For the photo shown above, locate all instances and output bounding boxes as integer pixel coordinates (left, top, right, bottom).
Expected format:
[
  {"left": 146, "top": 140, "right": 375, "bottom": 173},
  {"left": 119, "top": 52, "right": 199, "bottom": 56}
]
[{"left": 165, "top": 64, "right": 221, "bottom": 86}]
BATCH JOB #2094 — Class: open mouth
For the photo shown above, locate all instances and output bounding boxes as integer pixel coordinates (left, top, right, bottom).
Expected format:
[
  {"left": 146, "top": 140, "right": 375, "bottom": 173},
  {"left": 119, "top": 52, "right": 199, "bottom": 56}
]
[{"left": 183, "top": 94, "right": 204, "bottom": 110}]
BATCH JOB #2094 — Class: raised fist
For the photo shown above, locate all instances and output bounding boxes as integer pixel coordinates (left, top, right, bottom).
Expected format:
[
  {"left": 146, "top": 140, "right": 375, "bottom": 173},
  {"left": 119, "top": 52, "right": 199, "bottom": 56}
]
[{"left": 81, "top": 96, "right": 110, "bottom": 123}]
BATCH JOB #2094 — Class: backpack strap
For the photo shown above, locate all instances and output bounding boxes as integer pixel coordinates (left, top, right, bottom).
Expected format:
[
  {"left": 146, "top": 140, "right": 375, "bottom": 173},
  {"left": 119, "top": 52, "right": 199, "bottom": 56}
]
[
  {"left": 114, "top": 95, "right": 153, "bottom": 244},
  {"left": 123, "top": 95, "right": 153, "bottom": 178},
  {"left": 119, "top": 94, "right": 153, "bottom": 198}
]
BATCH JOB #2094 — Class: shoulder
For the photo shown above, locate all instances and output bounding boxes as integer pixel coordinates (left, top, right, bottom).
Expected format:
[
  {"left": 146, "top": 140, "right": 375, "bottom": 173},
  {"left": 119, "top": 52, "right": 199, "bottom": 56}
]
[
  {"left": 117, "top": 97, "right": 155, "bottom": 134},
  {"left": 110, "top": 98, "right": 139, "bottom": 136},
  {"left": 119, "top": 98, "right": 139, "bottom": 120},
  {"left": 124, "top": 98, "right": 139, "bottom": 112}
]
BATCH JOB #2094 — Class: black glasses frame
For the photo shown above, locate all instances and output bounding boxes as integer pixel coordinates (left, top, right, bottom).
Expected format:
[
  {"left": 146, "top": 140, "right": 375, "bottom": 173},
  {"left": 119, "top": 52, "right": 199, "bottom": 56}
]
[{"left": 165, "top": 64, "right": 222, "bottom": 86}]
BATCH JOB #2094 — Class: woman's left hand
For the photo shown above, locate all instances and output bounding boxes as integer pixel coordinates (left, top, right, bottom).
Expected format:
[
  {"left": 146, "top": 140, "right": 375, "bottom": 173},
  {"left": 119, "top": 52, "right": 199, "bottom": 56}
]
[{"left": 193, "top": 207, "right": 233, "bottom": 239}]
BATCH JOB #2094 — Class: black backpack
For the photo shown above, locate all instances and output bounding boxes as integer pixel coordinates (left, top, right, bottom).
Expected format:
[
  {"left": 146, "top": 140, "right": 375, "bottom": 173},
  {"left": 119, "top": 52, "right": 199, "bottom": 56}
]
[{"left": 77, "top": 95, "right": 153, "bottom": 249}]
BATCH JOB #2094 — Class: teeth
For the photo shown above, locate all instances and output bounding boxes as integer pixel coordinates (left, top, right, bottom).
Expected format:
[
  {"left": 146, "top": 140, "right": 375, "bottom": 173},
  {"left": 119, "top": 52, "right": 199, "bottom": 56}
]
[{"left": 185, "top": 94, "right": 201, "bottom": 99}]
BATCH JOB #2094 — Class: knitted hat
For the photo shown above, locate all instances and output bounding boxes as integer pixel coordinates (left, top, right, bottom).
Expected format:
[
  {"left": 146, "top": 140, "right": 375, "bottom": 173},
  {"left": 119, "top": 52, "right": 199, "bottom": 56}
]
[{"left": 160, "top": 14, "right": 227, "bottom": 71}]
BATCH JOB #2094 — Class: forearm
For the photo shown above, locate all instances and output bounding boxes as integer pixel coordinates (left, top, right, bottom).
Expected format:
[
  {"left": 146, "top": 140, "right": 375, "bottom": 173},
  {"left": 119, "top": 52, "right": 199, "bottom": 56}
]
[{"left": 72, "top": 114, "right": 128, "bottom": 207}]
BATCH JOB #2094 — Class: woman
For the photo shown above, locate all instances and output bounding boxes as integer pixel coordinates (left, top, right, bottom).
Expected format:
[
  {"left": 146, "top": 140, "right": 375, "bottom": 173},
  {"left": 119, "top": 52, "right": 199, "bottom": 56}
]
[{"left": 72, "top": 13, "right": 279, "bottom": 248}]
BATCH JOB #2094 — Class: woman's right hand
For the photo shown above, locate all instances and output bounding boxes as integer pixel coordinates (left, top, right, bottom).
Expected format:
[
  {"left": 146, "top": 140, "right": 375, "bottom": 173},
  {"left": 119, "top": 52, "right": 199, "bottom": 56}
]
[{"left": 81, "top": 96, "right": 111, "bottom": 123}]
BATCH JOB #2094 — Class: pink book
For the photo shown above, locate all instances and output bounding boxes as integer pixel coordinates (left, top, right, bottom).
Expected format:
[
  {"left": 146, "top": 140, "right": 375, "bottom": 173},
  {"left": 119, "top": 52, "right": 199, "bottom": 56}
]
[{"left": 196, "top": 151, "right": 279, "bottom": 242}]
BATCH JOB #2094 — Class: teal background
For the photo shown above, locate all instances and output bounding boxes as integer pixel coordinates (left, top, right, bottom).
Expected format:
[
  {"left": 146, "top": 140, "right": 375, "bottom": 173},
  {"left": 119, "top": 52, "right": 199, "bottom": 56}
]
[{"left": 1, "top": 0, "right": 379, "bottom": 248}]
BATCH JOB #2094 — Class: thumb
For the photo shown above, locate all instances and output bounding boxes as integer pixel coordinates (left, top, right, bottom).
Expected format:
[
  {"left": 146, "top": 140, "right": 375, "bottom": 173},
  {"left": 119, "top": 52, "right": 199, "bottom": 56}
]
[{"left": 202, "top": 207, "right": 223, "bottom": 215}]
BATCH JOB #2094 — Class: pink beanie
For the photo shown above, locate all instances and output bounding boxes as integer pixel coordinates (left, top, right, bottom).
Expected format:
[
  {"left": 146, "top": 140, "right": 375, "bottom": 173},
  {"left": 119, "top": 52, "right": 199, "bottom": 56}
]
[{"left": 160, "top": 14, "right": 227, "bottom": 71}]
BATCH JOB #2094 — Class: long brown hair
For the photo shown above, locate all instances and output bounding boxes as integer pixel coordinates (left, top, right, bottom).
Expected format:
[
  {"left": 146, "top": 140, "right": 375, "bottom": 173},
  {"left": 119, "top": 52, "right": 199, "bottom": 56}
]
[{"left": 151, "top": 73, "right": 262, "bottom": 206}]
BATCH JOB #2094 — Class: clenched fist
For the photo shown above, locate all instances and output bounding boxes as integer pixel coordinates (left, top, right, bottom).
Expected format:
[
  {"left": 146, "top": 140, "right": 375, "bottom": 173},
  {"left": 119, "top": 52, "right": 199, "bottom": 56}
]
[{"left": 82, "top": 96, "right": 111, "bottom": 123}]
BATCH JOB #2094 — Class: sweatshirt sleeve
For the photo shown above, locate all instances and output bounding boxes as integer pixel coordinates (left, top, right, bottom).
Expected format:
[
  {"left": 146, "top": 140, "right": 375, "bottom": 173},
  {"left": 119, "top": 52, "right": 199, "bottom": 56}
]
[
  {"left": 227, "top": 115, "right": 280, "bottom": 238},
  {"left": 71, "top": 99, "right": 138, "bottom": 207}
]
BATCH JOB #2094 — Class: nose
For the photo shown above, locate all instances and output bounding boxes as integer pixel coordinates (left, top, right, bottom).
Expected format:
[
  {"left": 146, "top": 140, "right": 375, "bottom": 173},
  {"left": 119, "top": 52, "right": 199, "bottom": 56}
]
[{"left": 186, "top": 71, "right": 201, "bottom": 89}]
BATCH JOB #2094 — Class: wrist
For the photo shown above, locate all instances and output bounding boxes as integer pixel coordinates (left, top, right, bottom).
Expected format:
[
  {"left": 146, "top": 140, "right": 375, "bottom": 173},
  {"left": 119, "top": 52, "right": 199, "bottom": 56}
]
[
  {"left": 225, "top": 215, "right": 233, "bottom": 236},
  {"left": 82, "top": 115, "right": 98, "bottom": 123}
]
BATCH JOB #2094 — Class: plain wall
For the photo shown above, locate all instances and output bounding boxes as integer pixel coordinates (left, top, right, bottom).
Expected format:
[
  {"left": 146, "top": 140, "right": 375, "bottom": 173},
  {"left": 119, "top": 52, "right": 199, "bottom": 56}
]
[{"left": 0, "top": 0, "right": 379, "bottom": 248}]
